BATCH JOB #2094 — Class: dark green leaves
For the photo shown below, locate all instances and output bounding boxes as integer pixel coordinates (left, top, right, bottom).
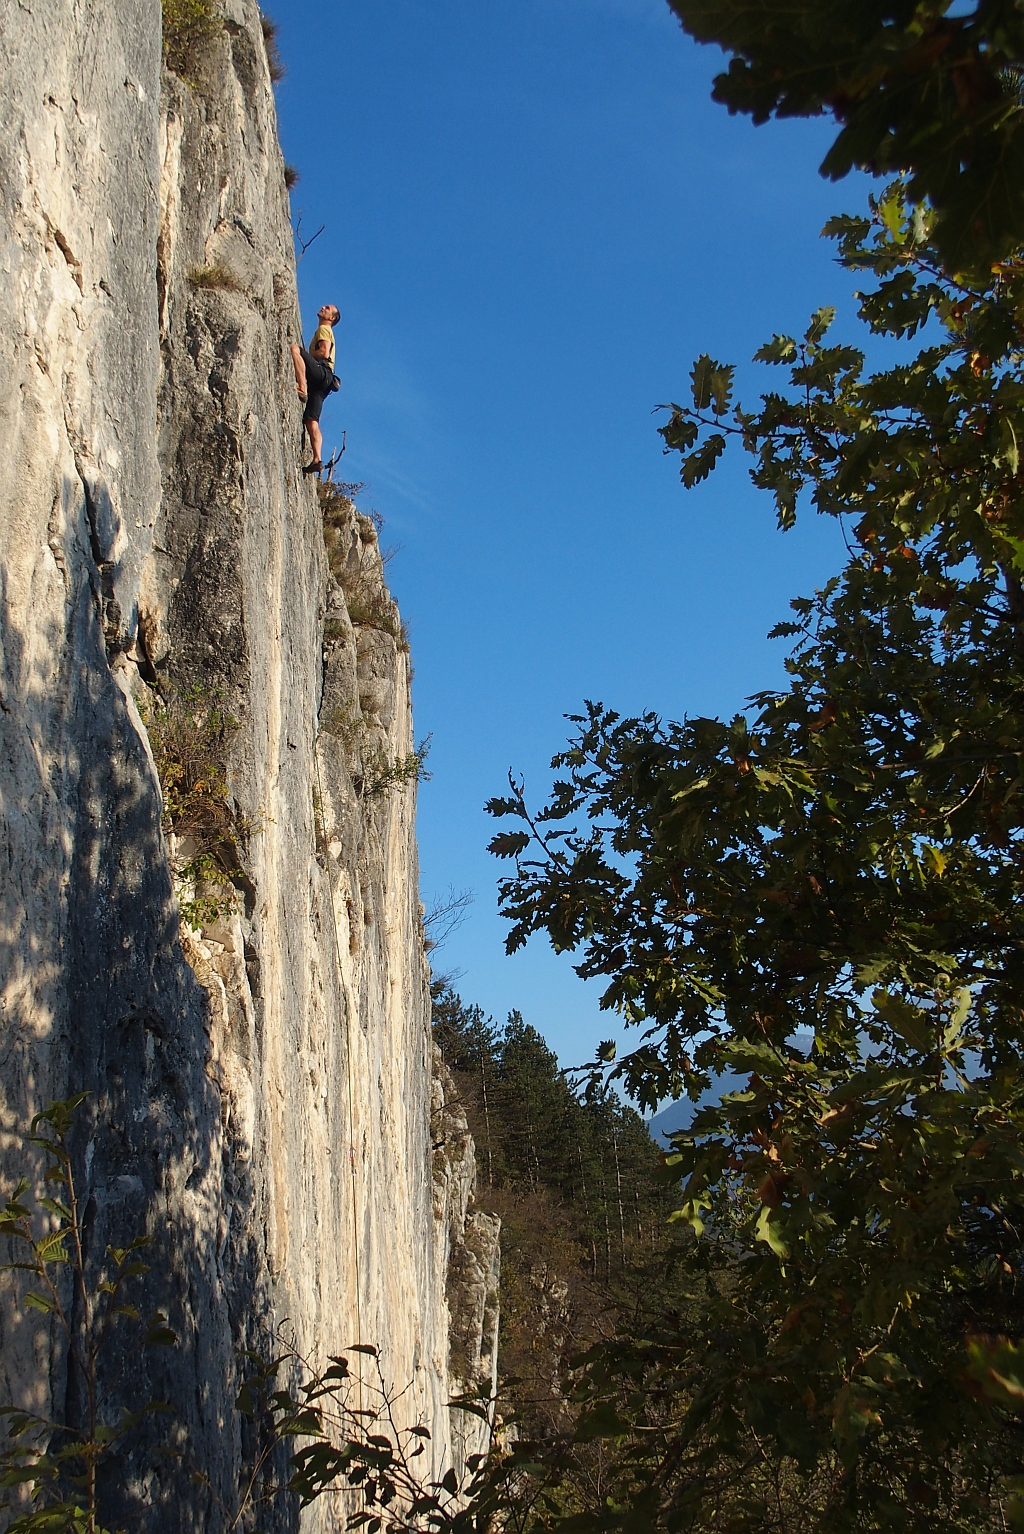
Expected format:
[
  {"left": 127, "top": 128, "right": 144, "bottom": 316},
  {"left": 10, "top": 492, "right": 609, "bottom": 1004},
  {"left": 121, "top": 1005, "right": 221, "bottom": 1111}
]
[
  {"left": 804, "top": 306, "right": 835, "bottom": 345},
  {"left": 753, "top": 334, "right": 797, "bottom": 365},
  {"left": 690, "top": 354, "right": 734, "bottom": 414},
  {"left": 486, "top": 160, "right": 1024, "bottom": 1534},
  {"left": 679, "top": 432, "right": 726, "bottom": 487},
  {"left": 656, "top": 362, "right": 732, "bottom": 485},
  {"left": 666, "top": 0, "right": 1024, "bottom": 276},
  {"left": 487, "top": 830, "right": 531, "bottom": 859},
  {"left": 658, "top": 184, "right": 1024, "bottom": 561},
  {"left": 656, "top": 404, "right": 699, "bottom": 454},
  {"left": 144, "top": 1312, "right": 178, "bottom": 1348}
]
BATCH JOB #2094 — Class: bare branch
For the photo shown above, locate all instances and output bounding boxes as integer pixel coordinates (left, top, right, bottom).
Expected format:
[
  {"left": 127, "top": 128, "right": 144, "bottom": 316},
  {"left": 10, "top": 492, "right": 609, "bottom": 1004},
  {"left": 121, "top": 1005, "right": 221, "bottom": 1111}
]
[
  {"left": 422, "top": 886, "right": 474, "bottom": 953},
  {"left": 293, "top": 213, "right": 326, "bottom": 259}
]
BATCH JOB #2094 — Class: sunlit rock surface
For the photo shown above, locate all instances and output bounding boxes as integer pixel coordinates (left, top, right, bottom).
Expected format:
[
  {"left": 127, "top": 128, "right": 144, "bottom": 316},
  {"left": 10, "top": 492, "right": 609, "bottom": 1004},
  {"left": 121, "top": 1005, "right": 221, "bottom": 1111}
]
[{"left": 0, "top": 2, "right": 496, "bottom": 1526}]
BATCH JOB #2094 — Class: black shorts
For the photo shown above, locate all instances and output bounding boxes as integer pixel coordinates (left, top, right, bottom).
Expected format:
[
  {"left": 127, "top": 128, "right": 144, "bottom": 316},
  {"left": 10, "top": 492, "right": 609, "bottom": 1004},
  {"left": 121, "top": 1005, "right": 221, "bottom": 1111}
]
[
  {"left": 300, "top": 348, "right": 333, "bottom": 424},
  {"left": 303, "top": 389, "right": 329, "bottom": 424}
]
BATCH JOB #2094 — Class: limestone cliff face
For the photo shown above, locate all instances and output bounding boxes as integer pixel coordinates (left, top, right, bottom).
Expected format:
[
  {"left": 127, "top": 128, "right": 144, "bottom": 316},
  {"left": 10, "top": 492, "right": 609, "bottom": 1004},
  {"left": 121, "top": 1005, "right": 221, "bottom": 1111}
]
[{"left": 0, "top": 2, "right": 497, "bottom": 1527}]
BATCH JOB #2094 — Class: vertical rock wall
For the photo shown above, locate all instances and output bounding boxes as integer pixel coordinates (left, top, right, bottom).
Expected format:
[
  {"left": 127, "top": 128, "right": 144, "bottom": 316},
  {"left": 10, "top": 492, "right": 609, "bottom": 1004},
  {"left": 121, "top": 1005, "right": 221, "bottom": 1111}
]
[
  {"left": 0, "top": 6, "right": 229, "bottom": 1521},
  {"left": 0, "top": 1, "right": 498, "bottom": 1527}
]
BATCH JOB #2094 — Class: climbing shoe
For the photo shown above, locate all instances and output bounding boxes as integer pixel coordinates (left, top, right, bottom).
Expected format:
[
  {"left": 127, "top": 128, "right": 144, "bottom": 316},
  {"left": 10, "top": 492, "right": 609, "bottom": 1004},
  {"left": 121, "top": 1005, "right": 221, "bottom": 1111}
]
[{"left": 302, "top": 460, "right": 323, "bottom": 476}]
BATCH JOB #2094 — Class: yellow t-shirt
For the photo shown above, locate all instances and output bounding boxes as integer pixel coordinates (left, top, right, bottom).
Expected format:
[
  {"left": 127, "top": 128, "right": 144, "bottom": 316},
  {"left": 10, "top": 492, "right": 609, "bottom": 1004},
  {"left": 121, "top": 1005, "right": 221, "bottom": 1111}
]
[{"left": 311, "top": 323, "right": 336, "bottom": 370}]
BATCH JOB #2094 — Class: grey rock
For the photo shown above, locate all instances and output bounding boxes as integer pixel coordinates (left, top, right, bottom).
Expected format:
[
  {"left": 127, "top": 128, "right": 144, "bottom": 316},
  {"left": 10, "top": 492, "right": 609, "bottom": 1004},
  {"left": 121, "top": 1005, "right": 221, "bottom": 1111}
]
[{"left": 0, "top": 2, "right": 498, "bottom": 1527}]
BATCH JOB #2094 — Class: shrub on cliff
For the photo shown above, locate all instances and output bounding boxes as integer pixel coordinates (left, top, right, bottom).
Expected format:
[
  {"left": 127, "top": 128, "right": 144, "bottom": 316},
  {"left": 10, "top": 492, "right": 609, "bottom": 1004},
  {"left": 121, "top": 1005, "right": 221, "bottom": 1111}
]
[
  {"left": 141, "top": 682, "right": 252, "bottom": 926},
  {"left": 161, "top": 0, "right": 220, "bottom": 84},
  {"left": 259, "top": 12, "right": 285, "bottom": 84}
]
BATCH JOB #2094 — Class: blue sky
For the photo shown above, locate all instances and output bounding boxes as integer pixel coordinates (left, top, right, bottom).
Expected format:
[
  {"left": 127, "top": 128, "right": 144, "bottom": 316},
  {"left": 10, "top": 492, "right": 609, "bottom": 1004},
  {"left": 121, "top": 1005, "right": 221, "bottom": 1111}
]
[{"left": 272, "top": 0, "right": 873, "bottom": 1068}]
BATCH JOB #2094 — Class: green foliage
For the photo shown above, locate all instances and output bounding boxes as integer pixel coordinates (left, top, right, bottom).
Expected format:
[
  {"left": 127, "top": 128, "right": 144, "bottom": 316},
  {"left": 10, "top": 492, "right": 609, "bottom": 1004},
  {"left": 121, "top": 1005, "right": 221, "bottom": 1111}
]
[
  {"left": 432, "top": 983, "right": 673, "bottom": 1449},
  {"left": 666, "top": 0, "right": 1024, "bottom": 276},
  {"left": 161, "top": 0, "right": 220, "bottom": 84},
  {"left": 484, "top": 182, "right": 1024, "bottom": 1529},
  {"left": 659, "top": 185, "right": 1024, "bottom": 542},
  {"left": 362, "top": 737, "right": 432, "bottom": 799},
  {"left": 0, "top": 1097, "right": 175, "bottom": 1534},
  {"left": 202, "top": 1343, "right": 505, "bottom": 1533},
  {"left": 433, "top": 983, "right": 667, "bottom": 1247},
  {"left": 141, "top": 682, "right": 251, "bottom": 926}
]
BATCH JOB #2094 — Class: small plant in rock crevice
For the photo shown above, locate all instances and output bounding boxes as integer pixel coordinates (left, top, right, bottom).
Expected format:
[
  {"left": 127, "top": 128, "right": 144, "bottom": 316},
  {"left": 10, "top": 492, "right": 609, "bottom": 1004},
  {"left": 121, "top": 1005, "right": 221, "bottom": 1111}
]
[
  {"left": 318, "top": 702, "right": 367, "bottom": 756},
  {"left": 140, "top": 682, "right": 254, "bottom": 927},
  {"left": 187, "top": 263, "right": 240, "bottom": 293},
  {"left": 161, "top": 0, "right": 220, "bottom": 83},
  {"left": 347, "top": 590, "right": 409, "bottom": 649},
  {"left": 318, "top": 483, "right": 365, "bottom": 525},
  {"left": 360, "top": 737, "right": 432, "bottom": 801},
  {"left": 259, "top": 12, "right": 285, "bottom": 84}
]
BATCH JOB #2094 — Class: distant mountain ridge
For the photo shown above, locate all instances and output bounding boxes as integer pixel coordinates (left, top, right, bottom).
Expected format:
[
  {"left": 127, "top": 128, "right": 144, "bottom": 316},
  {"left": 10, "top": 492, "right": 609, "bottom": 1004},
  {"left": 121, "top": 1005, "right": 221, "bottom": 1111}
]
[{"left": 648, "top": 1032, "right": 814, "bottom": 1143}]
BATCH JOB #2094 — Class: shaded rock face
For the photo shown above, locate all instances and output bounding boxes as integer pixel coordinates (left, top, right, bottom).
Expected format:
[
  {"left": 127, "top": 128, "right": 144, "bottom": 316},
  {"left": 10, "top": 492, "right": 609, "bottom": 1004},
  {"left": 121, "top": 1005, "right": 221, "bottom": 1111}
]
[
  {"left": 432, "top": 1054, "right": 501, "bottom": 1481},
  {"left": 0, "top": 2, "right": 497, "bottom": 1527}
]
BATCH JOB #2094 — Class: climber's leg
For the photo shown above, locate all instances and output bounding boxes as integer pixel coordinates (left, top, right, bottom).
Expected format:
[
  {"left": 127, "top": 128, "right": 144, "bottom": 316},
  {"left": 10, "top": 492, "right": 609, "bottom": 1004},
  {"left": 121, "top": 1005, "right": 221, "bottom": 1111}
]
[
  {"left": 301, "top": 383, "right": 326, "bottom": 473},
  {"left": 290, "top": 342, "right": 308, "bottom": 401}
]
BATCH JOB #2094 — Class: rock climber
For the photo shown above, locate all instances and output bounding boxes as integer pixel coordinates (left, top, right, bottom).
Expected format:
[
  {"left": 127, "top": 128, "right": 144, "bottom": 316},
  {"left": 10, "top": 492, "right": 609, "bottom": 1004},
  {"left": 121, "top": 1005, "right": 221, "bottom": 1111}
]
[{"left": 290, "top": 302, "right": 340, "bottom": 476}]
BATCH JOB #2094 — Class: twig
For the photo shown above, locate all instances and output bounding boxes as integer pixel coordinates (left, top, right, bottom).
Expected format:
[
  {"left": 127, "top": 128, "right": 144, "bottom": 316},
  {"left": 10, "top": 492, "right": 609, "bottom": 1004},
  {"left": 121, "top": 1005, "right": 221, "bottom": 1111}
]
[{"left": 294, "top": 213, "right": 326, "bottom": 259}]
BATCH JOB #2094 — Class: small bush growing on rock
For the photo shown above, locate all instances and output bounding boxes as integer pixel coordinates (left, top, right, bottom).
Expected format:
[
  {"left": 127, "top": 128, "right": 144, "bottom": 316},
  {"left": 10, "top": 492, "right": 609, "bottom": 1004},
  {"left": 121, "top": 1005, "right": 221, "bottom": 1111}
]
[
  {"left": 141, "top": 682, "right": 254, "bottom": 926},
  {"left": 317, "top": 482, "right": 363, "bottom": 529},
  {"left": 161, "top": 0, "right": 220, "bottom": 82},
  {"left": 187, "top": 262, "right": 240, "bottom": 292},
  {"left": 319, "top": 701, "right": 365, "bottom": 751},
  {"left": 284, "top": 163, "right": 300, "bottom": 191},
  {"left": 361, "top": 737, "right": 432, "bottom": 800},
  {"left": 260, "top": 12, "right": 286, "bottom": 83},
  {"left": 345, "top": 588, "right": 405, "bottom": 641}
]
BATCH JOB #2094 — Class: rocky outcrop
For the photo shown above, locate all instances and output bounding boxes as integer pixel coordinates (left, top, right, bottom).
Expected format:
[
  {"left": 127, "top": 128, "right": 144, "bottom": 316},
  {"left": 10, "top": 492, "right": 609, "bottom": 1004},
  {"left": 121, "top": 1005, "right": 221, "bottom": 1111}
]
[
  {"left": 0, "top": 1, "right": 496, "bottom": 1527},
  {"left": 431, "top": 1053, "right": 501, "bottom": 1478}
]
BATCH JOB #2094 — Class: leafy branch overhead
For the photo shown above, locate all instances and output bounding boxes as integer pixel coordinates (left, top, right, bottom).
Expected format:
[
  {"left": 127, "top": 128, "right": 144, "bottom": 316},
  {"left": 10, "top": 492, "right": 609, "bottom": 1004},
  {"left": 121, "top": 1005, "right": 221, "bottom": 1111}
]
[
  {"left": 667, "top": 0, "right": 1024, "bottom": 276},
  {"left": 658, "top": 186, "right": 1024, "bottom": 547}
]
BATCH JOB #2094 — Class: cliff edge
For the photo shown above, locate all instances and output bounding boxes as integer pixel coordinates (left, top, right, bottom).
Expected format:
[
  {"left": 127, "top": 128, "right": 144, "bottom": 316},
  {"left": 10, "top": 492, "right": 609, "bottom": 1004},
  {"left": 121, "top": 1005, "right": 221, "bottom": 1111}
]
[{"left": 0, "top": 2, "right": 497, "bottom": 1526}]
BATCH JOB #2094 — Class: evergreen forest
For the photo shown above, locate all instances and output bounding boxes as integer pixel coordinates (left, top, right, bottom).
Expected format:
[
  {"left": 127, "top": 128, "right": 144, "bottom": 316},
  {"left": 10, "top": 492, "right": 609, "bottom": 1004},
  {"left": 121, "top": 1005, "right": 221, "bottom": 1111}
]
[{"left": 431, "top": 980, "right": 675, "bottom": 1441}]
